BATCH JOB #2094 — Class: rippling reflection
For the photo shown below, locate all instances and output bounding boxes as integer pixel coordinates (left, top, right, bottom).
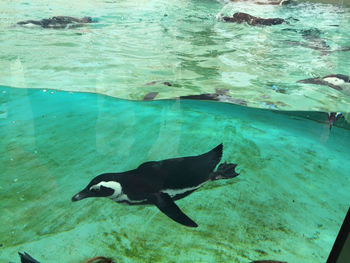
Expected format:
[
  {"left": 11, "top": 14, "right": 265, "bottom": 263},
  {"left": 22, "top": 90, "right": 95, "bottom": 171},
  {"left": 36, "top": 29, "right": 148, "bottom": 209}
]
[{"left": 0, "top": 0, "right": 349, "bottom": 112}]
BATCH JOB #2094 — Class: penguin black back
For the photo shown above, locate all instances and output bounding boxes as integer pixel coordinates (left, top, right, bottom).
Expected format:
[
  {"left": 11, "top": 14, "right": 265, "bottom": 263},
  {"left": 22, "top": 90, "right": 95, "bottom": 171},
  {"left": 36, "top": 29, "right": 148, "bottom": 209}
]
[{"left": 136, "top": 143, "right": 223, "bottom": 189}]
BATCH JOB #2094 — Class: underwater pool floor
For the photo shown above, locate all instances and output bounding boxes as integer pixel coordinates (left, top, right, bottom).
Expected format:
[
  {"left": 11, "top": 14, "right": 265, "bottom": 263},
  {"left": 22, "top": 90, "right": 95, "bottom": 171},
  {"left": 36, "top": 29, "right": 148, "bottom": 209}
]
[{"left": 0, "top": 87, "right": 349, "bottom": 263}]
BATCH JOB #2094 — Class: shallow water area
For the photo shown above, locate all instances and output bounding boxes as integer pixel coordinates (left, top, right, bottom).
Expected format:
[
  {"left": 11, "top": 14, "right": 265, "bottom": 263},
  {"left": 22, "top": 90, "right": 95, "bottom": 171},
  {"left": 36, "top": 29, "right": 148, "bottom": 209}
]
[
  {"left": 0, "top": 0, "right": 349, "bottom": 112},
  {"left": 0, "top": 86, "right": 349, "bottom": 262}
]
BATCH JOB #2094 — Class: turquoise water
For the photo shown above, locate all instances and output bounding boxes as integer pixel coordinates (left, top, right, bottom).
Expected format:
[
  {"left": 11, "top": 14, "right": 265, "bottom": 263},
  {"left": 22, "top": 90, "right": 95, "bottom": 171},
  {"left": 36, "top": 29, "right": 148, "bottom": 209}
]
[
  {"left": 1, "top": 86, "right": 349, "bottom": 262},
  {"left": 1, "top": 0, "right": 350, "bottom": 262},
  {"left": 0, "top": 0, "right": 349, "bottom": 111}
]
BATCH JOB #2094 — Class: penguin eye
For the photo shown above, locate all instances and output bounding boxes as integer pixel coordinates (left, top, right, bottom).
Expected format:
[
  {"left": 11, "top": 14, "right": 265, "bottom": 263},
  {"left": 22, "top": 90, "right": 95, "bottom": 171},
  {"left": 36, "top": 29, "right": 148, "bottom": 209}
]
[{"left": 90, "top": 186, "right": 100, "bottom": 192}]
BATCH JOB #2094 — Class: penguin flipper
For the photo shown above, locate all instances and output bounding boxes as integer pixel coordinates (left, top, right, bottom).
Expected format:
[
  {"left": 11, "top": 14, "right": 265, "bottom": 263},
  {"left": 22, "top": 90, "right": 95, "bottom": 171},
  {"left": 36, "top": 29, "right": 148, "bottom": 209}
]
[
  {"left": 18, "top": 252, "right": 40, "bottom": 263},
  {"left": 148, "top": 192, "right": 198, "bottom": 228}
]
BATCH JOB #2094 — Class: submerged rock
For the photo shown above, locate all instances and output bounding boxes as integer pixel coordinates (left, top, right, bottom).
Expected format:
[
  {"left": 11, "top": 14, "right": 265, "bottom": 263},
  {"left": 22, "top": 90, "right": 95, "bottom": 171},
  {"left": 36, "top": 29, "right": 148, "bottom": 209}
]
[
  {"left": 222, "top": 12, "right": 287, "bottom": 26},
  {"left": 17, "top": 16, "right": 95, "bottom": 29}
]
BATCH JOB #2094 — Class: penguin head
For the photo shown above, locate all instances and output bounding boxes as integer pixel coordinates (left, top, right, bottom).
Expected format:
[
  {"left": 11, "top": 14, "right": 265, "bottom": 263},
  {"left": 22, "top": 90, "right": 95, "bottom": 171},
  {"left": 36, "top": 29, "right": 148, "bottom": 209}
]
[{"left": 72, "top": 174, "right": 122, "bottom": 202}]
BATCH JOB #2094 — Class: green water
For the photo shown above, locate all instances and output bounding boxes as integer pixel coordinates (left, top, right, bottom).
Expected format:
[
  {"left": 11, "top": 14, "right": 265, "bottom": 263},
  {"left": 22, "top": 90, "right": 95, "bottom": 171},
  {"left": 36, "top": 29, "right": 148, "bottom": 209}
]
[
  {"left": 0, "top": 86, "right": 349, "bottom": 262},
  {"left": 0, "top": 0, "right": 349, "bottom": 112},
  {"left": 1, "top": 0, "right": 350, "bottom": 262}
]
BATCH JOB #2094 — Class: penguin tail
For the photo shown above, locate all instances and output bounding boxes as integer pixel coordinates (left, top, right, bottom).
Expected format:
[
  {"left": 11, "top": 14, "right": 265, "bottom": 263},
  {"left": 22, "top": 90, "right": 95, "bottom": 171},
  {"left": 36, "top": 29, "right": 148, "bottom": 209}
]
[
  {"left": 211, "top": 143, "right": 223, "bottom": 158},
  {"left": 206, "top": 143, "right": 223, "bottom": 166},
  {"left": 211, "top": 162, "right": 239, "bottom": 181}
]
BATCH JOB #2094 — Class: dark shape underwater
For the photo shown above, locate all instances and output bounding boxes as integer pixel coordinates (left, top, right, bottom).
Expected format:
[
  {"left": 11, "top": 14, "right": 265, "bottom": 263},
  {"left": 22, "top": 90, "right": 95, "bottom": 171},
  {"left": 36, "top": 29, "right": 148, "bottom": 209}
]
[
  {"left": 298, "top": 74, "right": 349, "bottom": 91},
  {"left": 328, "top": 112, "right": 343, "bottom": 130},
  {"left": 72, "top": 144, "right": 239, "bottom": 227},
  {"left": 16, "top": 252, "right": 115, "bottom": 263},
  {"left": 222, "top": 12, "right": 287, "bottom": 26},
  {"left": 17, "top": 16, "right": 95, "bottom": 29},
  {"left": 18, "top": 252, "right": 40, "bottom": 263}
]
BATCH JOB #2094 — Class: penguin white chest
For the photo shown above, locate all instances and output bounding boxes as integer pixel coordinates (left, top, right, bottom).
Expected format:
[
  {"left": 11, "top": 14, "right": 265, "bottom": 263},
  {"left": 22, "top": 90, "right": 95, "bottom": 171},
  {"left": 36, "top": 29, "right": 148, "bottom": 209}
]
[
  {"left": 323, "top": 77, "right": 345, "bottom": 86},
  {"left": 161, "top": 182, "right": 205, "bottom": 198}
]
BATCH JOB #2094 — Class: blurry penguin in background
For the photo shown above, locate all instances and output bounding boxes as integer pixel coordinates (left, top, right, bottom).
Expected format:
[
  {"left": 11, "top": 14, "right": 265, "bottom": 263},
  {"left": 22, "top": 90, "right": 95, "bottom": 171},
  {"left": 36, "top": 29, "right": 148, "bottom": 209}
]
[
  {"left": 328, "top": 112, "right": 343, "bottom": 130},
  {"left": 16, "top": 16, "right": 95, "bottom": 29},
  {"left": 298, "top": 74, "right": 350, "bottom": 92},
  {"left": 16, "top": 252, "right": 114, "bottom": 263}
]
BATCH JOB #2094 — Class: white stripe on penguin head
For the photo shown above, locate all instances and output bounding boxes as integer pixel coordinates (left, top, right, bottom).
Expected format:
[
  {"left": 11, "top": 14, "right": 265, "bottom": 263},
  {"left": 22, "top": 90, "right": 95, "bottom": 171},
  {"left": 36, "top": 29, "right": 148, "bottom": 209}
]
[{"left": 90, "top": 181, "right": 122, "bottom": 199}]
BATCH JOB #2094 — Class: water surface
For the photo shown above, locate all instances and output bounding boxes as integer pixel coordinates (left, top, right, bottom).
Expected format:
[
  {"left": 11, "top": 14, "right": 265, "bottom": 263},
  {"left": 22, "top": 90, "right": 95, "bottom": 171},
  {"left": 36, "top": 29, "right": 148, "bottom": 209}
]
[{"left": 0, "top": 0, "right": 349, "bottom": 112}]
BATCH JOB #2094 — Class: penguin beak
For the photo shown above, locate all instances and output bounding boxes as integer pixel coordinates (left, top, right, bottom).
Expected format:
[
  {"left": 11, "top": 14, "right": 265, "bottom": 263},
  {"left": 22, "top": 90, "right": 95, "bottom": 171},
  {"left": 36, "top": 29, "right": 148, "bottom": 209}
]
[{"left": 72, "top": 189, "right": 90, "bottom": 202}]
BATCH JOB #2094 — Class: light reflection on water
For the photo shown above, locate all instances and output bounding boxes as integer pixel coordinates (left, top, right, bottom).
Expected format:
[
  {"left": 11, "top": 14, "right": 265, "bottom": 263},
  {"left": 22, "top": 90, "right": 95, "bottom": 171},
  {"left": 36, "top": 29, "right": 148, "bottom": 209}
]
[{"left": 0, "top": 0, "right": 349, "bottom": 112}]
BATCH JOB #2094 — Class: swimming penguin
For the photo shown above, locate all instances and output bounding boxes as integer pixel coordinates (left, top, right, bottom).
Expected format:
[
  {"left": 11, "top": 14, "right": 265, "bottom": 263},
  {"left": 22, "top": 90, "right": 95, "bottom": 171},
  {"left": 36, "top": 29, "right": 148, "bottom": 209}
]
[
  {"left": 250, "top": 261, "right": 287, "bottom": 263},
  {"left": 328, "top": 112, "right": 343, "bottom": 130},
  {"left": 72, "top": 144, "right": 239, "bottom": 227},
  {"left": 16, "top": 252, "right": 114, "bottom": 263},
  {"left": 229, "top": 0, "right": 291, "bottom": 5},
  {"left": 298, "top": 74, "right": 350, "bottom": 92},
  {"left": 221, "top": 12, "right": 287, "bottom": 26},
  {"left": 17, "top": 16, "right": 94, "bottom": 29}
]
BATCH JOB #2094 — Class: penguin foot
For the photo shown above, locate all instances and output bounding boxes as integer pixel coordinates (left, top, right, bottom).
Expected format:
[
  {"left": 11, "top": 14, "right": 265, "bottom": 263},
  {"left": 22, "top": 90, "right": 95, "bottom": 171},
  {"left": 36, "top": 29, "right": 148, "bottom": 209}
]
[{"left": 212, "top": 162, "right": 239, "bottom": 180}]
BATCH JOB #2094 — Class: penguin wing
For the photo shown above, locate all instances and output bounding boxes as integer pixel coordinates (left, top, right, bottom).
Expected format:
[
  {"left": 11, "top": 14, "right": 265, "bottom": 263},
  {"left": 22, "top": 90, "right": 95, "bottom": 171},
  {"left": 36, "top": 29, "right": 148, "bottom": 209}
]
[
  {"left": 18, "top": 252, "right": 40, "bottom": 263},
  {"left": 148, "top": 192, "right": 198, "bottom": 227}
]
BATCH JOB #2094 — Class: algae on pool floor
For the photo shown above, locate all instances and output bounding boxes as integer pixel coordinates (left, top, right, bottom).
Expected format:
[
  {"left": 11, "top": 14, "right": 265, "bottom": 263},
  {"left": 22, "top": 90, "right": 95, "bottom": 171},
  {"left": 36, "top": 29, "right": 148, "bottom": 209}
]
[{"left": 0, "top": 87, "right": 349, "bottom": 263}]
